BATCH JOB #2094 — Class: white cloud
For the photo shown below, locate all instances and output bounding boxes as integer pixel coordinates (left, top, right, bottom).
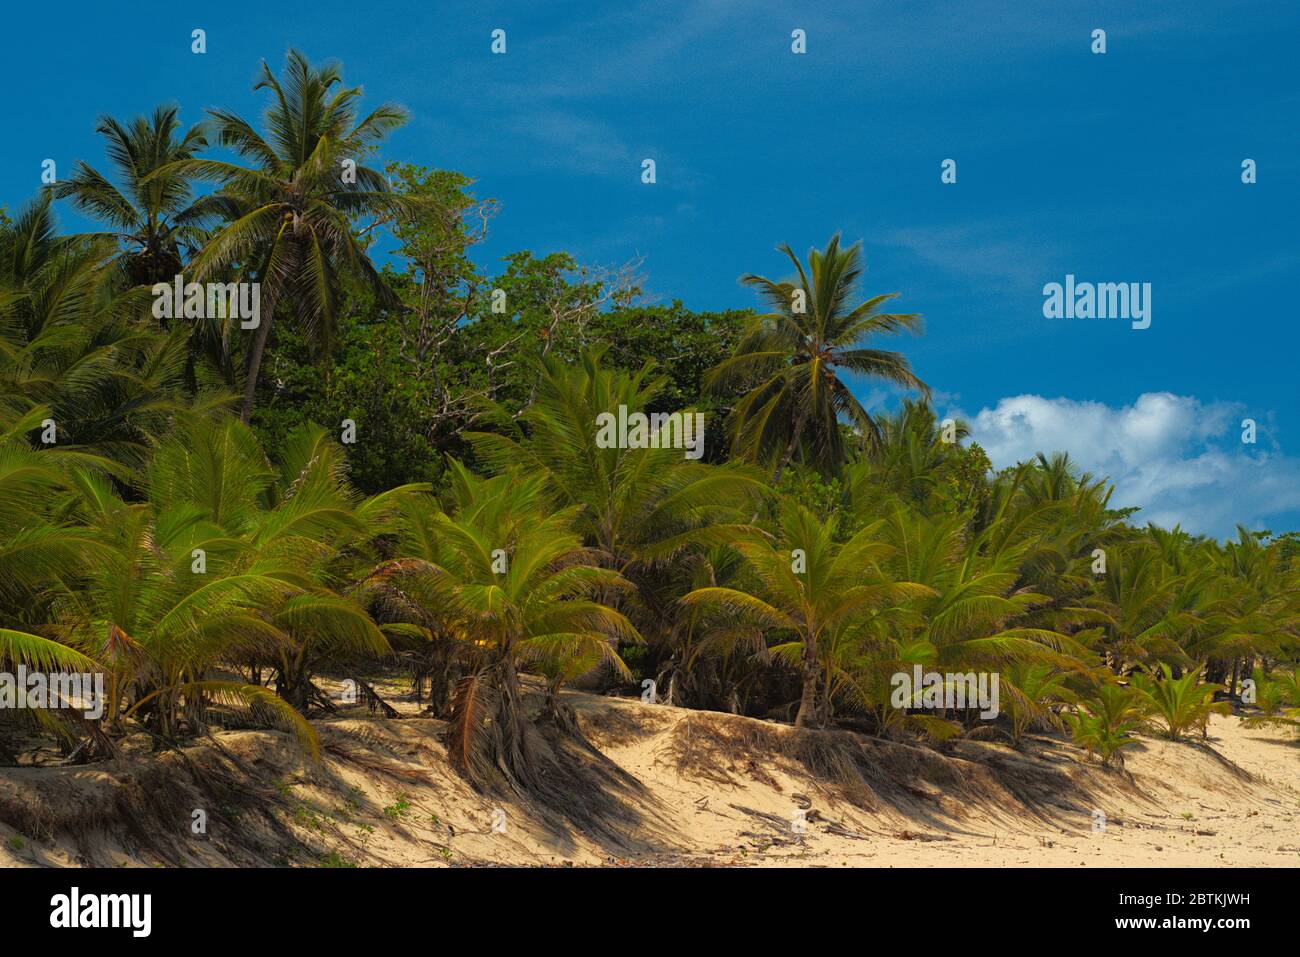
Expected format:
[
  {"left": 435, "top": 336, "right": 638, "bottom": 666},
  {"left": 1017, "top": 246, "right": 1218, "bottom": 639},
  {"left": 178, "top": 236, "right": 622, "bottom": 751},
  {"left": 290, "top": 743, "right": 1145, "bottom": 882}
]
[{"left": 949, "top": 392, "right": 1300, "bottom": 538}]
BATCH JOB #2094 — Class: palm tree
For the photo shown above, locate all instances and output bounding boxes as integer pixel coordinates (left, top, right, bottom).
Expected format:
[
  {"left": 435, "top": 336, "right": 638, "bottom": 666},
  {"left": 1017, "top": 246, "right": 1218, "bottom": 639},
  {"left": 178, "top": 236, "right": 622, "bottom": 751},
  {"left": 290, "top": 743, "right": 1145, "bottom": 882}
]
[
  {"left": 878, "top": 503, "right": 1081, "bottom": 707},
  {"left": 209, "top": 422, "right": 411, "bottom": 710},
  {"left": 153, "top": 50, "right": 414, "bottom": 422},
  {"left": 49, "top": 105, "right": 211, "bottom": 287},
  {"left": 45, "top": 416, "right": 394, "bottom": 754},
  {"left": 680, "top": 500, "right": 920, "bottom": 727},
  {"left": 469, "top": 348, "right": 765, "bottom": 654},
  {"left": 1002, "top": 662, "right": 1076, "bottom": 745},
  {"left": 365, "top": 467, "right": 639, "bottom": 789},
  {"left": 660, "top": 545, "right": 770, "bottom": 712},
  {"left": 1070, "top": 541, "right": 1185, "bottom": 673},
  {"left": 852, "top": 399, "right": 967, "bottom": 509},
  {"left": 1203, "top": 527, "right": 1300, "bottom": 692},
  {"left": 1131, "top": 663, "right": 1231, "bottom": 740},
  {"left": 0, "top": 416, "right": 105, "bottom": 697},
  {"left": 1068, "top": 682, "right": 1149, "bottom": 767},
  {"left": 0, "top": 194, "right": 200, "bottom": 470},
  {"left": 706, "top": 234, "right": 929, "bottom": 480}
]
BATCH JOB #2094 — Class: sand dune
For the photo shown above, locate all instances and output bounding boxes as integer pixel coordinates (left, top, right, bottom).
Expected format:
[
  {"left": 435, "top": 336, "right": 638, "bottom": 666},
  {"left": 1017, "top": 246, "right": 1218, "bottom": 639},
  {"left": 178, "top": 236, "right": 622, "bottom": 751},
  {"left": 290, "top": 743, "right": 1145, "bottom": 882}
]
[{"left": 0, "top": 686, "right": 1295, "bottom": 868}]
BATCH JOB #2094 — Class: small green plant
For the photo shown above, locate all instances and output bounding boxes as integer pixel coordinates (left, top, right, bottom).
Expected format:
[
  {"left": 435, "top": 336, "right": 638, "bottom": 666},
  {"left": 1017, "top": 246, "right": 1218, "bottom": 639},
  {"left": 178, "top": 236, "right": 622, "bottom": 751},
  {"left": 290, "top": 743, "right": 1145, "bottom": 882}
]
[
  {"left": 293, "top": 801, "right": 324, "bottom": 831},
  {"left": 1131, "top": 664, "right": 1230, "bottom": 740},
  {"left": 1003, "top": 663, "right": 1076, "bottom": 745},
  {"left": 6, "top": 835, "right": 26, "bottom": 851},
  {"left": 319, "top": 852, "right": 356, "bottom": 868},
  {"left": 383, "top": 795, "right": 412, "bottom": 821},
  {"left": 1242, "top": 666, "right": 1300, "bottom": 730},
  {"left": 1067, "top": 684, "right": 1149, "bottom": 767}
]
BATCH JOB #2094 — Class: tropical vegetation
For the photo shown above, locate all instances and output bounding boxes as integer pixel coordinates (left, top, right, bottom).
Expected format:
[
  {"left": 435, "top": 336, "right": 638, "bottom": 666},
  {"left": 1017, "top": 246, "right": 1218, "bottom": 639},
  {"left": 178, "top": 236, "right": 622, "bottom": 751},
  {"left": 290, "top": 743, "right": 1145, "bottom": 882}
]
[{"left": 2, "top": 50, "right": 1297, "bottom": 793}]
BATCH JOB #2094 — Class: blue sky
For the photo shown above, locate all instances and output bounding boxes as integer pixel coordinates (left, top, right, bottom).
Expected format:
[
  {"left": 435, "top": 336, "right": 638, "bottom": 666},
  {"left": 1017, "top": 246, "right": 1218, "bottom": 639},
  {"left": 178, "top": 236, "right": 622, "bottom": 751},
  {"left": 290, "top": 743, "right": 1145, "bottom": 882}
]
[{"left": 3, "top": 1, "right": 1297, "bottom": 537}]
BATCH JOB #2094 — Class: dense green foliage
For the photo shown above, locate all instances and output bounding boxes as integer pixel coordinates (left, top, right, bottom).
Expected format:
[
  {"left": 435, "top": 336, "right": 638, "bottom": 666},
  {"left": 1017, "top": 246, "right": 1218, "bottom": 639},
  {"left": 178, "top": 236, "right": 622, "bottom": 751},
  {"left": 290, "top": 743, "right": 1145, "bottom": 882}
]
[{"left": 1, "top": 51, "right": 1296, "bottom": 786}]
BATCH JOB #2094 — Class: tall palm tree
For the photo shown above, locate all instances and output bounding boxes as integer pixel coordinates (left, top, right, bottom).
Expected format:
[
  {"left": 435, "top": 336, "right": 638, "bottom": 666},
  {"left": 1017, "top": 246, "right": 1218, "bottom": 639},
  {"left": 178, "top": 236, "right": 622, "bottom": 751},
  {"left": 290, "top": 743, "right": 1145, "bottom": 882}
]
[
  {"left": 153, "top": 50, "right": 414, "bottom": 422},
  {"left": 706, "top": 234, "right": 929, "bottom": 480},
  {"left": 49, "top": 105, "right": 212, "bottom": 287}
]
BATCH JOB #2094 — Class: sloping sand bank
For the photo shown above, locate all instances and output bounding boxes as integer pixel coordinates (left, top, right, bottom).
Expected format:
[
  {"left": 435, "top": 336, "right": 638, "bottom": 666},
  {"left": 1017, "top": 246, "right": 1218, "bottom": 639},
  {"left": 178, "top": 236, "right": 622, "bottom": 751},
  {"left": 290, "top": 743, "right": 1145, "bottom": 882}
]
[{"left": 0, "top": 690, "right": 1295, "bottom": 867}]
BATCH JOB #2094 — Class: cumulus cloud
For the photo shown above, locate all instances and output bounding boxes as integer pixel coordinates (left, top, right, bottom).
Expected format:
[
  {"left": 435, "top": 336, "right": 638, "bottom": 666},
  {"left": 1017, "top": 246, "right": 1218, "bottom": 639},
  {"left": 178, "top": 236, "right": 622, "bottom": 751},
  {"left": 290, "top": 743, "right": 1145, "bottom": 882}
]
[{"left": 947, "top": 392, "right": 1300, "bottom": 538}]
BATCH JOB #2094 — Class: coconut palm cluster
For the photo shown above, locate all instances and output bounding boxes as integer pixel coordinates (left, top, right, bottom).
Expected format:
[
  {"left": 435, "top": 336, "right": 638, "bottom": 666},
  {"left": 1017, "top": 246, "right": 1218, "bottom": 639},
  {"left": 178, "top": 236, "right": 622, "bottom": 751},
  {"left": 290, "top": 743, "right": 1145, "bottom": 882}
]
[{"left": 2, "top": 51, "right": 1296, "bottom": 790}]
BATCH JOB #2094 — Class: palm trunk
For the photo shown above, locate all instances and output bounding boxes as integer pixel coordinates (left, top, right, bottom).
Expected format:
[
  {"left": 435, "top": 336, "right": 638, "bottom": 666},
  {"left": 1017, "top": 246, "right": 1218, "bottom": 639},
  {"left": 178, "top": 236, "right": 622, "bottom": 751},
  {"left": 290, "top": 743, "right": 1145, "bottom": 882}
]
[
  {"left": 819, "top": 659, "right": 834, "bottom": 726},
  {"left": 239, "top": 311, "right": 274, "bottom": 424},
  {"left": 747, "top": 410, "right": 809, "bottom": 525},
  {"left": 491, "top": 653, "right": 536, "bottom": 786},
  {"left": 416, "top": 638, "right": 455, "bottom": 717},
  {"left": 772, "top": 410, "right": 808, "bottom": 484},
  {"left": 275, "top": 649, "right": 311, "bottom": 711},
  {"left": 794, "top": 637, "right": 818, "bottom": 728}
]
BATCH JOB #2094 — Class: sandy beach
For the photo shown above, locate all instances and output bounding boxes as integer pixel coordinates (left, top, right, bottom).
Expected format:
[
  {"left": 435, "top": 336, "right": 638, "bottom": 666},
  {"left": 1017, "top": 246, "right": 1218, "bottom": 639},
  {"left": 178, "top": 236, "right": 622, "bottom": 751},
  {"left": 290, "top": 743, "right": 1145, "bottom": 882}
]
[{"left": 2, "top": 684, "right": 1294, "bottom": 868}]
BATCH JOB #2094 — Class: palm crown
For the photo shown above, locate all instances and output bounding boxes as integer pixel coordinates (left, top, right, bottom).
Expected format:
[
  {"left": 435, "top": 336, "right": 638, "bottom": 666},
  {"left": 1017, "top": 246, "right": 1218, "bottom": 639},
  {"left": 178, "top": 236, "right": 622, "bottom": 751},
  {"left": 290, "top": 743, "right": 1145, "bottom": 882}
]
[
  {"left": 50, "top": 105, "right": 211, "bottom": 287},
  {"left": 707, "top": 234, "right": 929, "bottom": 479},
  {"left": 153, "top": 50, "right": 415, "bottom": 422}
]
